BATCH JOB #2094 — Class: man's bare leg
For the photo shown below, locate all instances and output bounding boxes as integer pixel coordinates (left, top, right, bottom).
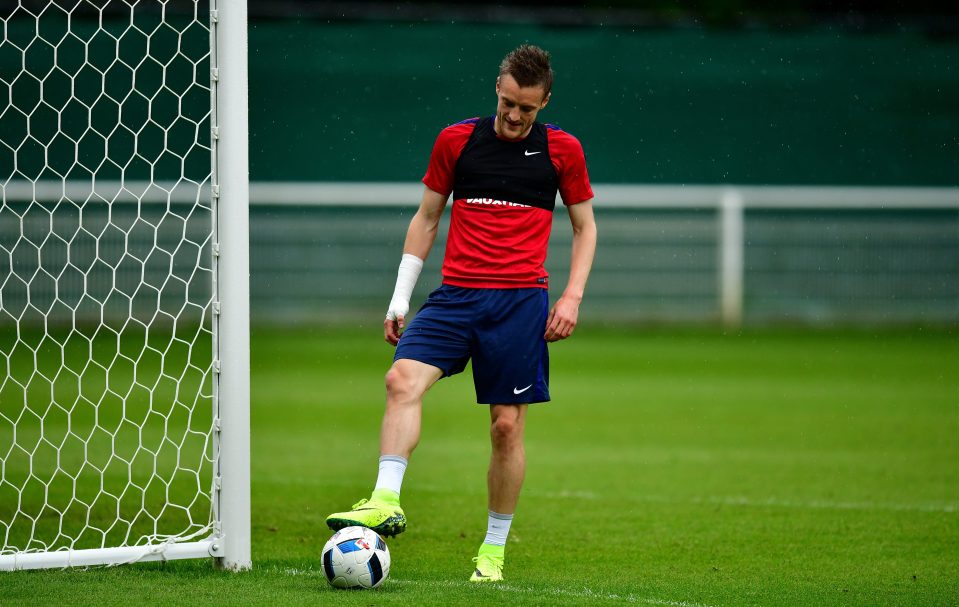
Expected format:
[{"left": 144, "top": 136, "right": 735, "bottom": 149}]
[
  {"left": 326, "top": 358, "right": 441, "bottom": 536},
  {"left": 471, "top": 403, "right": 528, "bottom": 582},
  {"left": 488, "top": 404, "right": 528, "bottom": 513},
  {"left": 380, "top": 358, "right": 442, "bottom": 459}
]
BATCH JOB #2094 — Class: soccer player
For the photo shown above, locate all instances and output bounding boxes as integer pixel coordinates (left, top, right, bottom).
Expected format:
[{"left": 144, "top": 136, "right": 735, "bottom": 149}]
[{"left": 326, "top": 44, "right": 597, "bottom": 583}]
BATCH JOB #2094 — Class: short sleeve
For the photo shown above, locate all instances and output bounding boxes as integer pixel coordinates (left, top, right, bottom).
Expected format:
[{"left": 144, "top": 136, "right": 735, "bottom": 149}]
[
  {"left": 422, "top": 120, "right": 477, "bottom": 197},
  {"left": 547, "top": 127, "right": 594, "bottom": 206}
]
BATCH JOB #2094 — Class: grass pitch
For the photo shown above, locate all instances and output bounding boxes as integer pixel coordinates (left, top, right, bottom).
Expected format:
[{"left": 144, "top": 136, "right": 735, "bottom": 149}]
[{"left": 3, "top": 326, "right": 958, "bottom": 606}]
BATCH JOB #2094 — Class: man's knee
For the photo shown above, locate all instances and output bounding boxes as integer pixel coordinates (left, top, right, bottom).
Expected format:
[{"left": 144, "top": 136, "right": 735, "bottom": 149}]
[
  {"left": 385, "top": 366, "right": 414, "bottom": 403},
  {"left": 385, "top": 360, "right": 437, "bottom": 406},
  {"left": 490, "top": 409, "right": 524, "bottom": 445}
]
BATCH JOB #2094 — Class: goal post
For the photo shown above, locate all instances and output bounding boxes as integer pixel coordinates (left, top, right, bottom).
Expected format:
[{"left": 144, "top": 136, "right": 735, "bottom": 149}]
[
  {"left": 212, "top": 0, "right": 251, "bottom": 572},
  {"left": 0, "top": 0, "right": 250, "bottom": 571}
]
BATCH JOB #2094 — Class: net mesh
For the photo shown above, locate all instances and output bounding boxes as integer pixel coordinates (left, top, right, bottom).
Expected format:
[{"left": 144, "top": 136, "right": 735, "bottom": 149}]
[{"left": 0, "top": 1, "right": 215, "bottom": 556}]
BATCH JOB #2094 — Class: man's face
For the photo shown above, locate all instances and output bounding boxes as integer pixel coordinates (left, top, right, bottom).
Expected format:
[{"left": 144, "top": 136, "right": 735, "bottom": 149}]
[{"left": 494, "top": 74, "right": 550, "bottom": 140}]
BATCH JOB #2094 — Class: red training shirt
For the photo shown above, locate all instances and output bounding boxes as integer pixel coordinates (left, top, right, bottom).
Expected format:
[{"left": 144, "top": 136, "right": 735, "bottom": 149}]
[{"left": 422, "top": 116, "right": 593, "bottom": 289}]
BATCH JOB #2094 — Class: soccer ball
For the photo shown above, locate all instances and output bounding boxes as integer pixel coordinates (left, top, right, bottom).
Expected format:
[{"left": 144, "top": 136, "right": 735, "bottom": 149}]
[{"left": 321, "top": 526, "right": 391, "bottom": 589}]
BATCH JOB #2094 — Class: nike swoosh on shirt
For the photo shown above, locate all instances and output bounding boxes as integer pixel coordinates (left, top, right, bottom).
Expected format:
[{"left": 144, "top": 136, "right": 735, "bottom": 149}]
[
  {"left": 524, "top": 150, "right": 541, "bottom": 156},
  {"left": 513, "top": 384, "right": 533, "bottom": 394}
]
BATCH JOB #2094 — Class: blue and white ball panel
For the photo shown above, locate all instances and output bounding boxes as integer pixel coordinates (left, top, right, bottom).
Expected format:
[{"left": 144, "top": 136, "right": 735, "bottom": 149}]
[
  {"left": 336, "top": 538, "right": 369, "bottom": 554},
  {"left": 396, "top": 285, "right": 551, "bottom": 404}
]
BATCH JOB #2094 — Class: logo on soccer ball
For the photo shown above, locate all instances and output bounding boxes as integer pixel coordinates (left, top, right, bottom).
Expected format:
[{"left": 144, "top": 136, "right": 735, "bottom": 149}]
[{"left": 355, "top": 539, "right": 370, "bottom": 550}]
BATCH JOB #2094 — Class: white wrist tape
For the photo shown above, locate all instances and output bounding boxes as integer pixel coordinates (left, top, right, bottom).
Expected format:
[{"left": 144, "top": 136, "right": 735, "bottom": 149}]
[{"left": 386, "top": 254, "right": 424, "bottom": 321}]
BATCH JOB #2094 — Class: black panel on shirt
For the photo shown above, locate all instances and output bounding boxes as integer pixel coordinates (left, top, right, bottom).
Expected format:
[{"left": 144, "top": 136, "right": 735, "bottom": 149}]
[{"left": 452, "top": 117, "right": 558, "bottom": 212}]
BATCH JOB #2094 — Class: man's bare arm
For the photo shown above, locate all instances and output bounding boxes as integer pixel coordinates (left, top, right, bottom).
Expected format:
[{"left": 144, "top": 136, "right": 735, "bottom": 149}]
[
  {"left": 385, "top": 187, "right": 449, "bottom": 345},
  {"left": 544, "top": 200, "right": 597, "bottom": 342}
]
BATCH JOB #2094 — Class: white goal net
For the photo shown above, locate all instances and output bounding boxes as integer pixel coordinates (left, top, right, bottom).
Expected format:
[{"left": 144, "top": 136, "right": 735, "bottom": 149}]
[{"left": 0, "top": 0, "right": 248, "bottom": 570}]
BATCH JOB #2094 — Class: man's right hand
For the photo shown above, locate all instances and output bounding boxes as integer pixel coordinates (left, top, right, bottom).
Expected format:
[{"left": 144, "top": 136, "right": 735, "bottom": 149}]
[{"left": 384, "top": 313, "right": 406, "bottom": 346}]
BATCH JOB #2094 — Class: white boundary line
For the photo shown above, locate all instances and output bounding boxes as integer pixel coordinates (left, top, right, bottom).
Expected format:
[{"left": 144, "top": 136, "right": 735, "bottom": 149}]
[
  {"left": 393, "top": 579, "right": 721, "bottom": 607},
  {"left": 526, "top": 490, "right": 959, "bottom": 514},
  {"left": 319, "top": 481, "right": 958, "bottom": 514},
  {"left": 400, "top": 485, "right": 959, "bottom": 514},
  {"left": 279, "top": 567, "right": 720, "bottom": 607},
  {"left": 691, "top": 495, "right": 958, "bottom": 513},
  {"left": 4, "top": 180, "right": 958, "bottom": 209}
]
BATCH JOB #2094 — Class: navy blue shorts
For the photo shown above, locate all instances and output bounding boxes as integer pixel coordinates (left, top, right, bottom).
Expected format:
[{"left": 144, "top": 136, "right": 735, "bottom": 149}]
[{"left": 394, "top": 284, "right": 550, "bottom": 404}]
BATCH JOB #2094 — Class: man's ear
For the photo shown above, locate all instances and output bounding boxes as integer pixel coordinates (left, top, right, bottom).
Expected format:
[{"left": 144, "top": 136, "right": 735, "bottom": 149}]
[
  {"left": 540, "top": 92, "right": 551, "bottom": 109},
  {"left": 495, "top": 76, "right": 501, "bottom": 95}
]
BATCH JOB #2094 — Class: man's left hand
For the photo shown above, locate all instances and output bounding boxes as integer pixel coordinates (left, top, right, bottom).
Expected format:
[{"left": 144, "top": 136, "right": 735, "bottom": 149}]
[{"left": 544, "top": 295, "right": 580, "bottom": 342}]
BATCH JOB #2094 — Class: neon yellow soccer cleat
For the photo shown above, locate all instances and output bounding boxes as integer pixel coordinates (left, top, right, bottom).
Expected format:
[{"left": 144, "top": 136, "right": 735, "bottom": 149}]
[
  {"left": 469, "top": 545, "right": 504, "bottom": 583},
  {"left": 325, "top": 491, "right": 407, "bottom": 537}
]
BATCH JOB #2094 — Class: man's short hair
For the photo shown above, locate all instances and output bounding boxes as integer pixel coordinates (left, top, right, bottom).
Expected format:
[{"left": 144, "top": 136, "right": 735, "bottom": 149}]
[{"left": 499, "top": 44, "right": 553, "bottom": 96}]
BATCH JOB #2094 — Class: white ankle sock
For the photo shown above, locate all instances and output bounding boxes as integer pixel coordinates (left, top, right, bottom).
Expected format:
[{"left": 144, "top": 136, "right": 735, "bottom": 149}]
[
  {"left": 483, "top": 510, "right": 514, "bottom": 546},
  {"left": 373, "top": 455, "right": 408, "bottom": 495}
]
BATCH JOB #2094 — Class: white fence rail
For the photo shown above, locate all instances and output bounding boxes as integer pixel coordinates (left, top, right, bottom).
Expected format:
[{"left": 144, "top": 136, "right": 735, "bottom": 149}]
[
  {"left": 3, "top": 181, "right": 958, "bottom": 327},
  {"left": 7, "top": 180, "right": 958, "bottom": 208}
]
